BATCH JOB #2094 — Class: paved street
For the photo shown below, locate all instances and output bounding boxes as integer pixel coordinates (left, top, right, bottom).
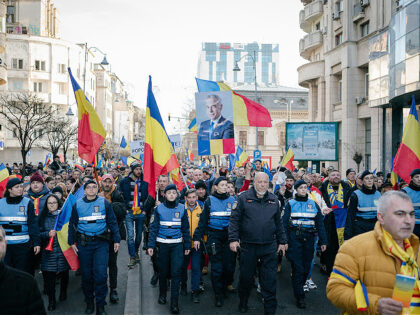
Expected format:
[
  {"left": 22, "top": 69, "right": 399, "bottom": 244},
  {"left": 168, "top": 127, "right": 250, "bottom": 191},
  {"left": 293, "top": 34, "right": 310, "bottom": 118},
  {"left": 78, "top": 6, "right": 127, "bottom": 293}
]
[
  {"left": 140, "top": 249, "right": 339, "bottom": 315},
  {"left": 35, "top": 242, "right": 129, "bottom": 315}
]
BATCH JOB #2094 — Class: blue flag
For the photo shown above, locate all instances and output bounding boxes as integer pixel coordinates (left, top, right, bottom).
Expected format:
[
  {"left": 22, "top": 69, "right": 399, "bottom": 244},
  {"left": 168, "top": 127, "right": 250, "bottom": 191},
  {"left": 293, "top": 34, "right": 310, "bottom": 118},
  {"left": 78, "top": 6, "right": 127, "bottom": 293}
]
[
  {"left": 120, "top": 136, "right": 127, "bottom": 149},
  {"left": 263, "top": 161, "right": 273, "bottom": 181},
  {"left": 228, "top": 154, "right": 237, "bottom": 171},
  {"left": 121, "top": 156, "right": 128, "bottom": 166}
]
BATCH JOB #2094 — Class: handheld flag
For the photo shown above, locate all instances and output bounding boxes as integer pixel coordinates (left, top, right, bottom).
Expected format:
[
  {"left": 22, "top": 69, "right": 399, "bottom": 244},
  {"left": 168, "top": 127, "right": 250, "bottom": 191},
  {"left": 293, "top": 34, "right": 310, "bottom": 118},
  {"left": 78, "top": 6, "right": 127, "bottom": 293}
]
[
  {"left": 188, "top": 118, "right": 197, "bottom": 133},
  {"left": 393, "top": 95, "right": 420, "bottom": 184},
  {"left": 228, "top": 154, "right": 237, "bottom": 172},
  {"left": 235, "top": 146, "right": 249, "bottom": 167},
  {"left": 43, "top": 155, "right": 51, "bottom": 171},
  {"left": 281, "top": 147, "right": 295, "bottom": 171},
  {"left": 196, "top": 78, "right": 272, "bottom": 127},
  {"left": 390, "top": 157, "right": 399, "bottom": 190},
  {"left": 120, "top": 136, "right": 127, "bottom": 149},
  {"left": 263, "top": 161, "right": 273, "bottom": 181},
  {"left": 0, "top": 163, "right": 9, "bottom": 198},
  {"left": 143, "top": 76, "right": 180, "bottom": 197},
  {"left": 170, "top": 168, "right": 186, "bottom": 191},
  {"left": 68, "top": 67, "right": 106, "bottom": 164},
  {"left": 188, "top": 149, "right": 194, "bottom": 161}
]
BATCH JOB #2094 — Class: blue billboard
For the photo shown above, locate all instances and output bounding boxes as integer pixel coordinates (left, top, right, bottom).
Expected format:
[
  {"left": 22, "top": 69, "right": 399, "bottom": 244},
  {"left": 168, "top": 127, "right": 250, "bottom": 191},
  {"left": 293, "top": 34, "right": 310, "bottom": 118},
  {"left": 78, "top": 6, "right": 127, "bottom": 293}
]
[{"left": 285, "top": 122, "right": 338, "bottom": 161}]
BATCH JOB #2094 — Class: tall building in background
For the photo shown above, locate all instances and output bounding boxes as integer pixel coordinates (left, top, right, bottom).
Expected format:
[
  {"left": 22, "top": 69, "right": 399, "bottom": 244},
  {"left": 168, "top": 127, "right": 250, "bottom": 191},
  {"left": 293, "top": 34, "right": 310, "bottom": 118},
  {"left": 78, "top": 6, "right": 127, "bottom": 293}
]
[
  {"left": 197, "top": 42, "right": 280, "bottom": 86},
  {"left": 297, "top": 0, "right": 419, "bottom": 174}
]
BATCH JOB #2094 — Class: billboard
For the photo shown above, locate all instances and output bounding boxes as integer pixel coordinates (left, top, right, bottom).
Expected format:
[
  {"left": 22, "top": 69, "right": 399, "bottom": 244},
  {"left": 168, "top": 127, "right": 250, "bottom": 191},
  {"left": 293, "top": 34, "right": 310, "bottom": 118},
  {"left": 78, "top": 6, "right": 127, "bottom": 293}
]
[
  {"left": 286, "top": 122, "right": 338, "bottom": 161},
  {"left": 195, "top": 91, "right": 235, "bottom": 156}
]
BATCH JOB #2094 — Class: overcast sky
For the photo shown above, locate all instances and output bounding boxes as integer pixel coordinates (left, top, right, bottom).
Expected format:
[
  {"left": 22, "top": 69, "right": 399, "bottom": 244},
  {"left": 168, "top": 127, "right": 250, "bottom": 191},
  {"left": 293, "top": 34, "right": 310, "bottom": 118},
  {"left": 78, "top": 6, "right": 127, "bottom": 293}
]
[{"left": 55, "top": 0, "right": 306, "bottom": 133}]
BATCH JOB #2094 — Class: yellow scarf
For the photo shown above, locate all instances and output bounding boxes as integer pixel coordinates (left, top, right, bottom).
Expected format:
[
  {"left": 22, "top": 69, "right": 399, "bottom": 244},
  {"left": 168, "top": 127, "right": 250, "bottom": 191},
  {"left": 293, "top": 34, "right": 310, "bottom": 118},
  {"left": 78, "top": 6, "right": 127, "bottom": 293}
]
[
  {"left": 382, "top": 227, "right": 420, "bottom": 313},
  {"left": 30, "top": 194, "right": 45, "bottom": 216}
]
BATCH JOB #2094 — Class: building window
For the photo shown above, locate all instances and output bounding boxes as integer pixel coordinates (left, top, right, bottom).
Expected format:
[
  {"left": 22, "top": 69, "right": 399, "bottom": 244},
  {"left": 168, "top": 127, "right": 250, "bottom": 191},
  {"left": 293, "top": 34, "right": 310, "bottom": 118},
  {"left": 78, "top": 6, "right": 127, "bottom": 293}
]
[
  {"left": 365, "top": 118, "right": 371, "bottom": 170},
  {"left": 335, "top": 33, "right": 343, "bottom": 46},
  {"left": 34, "top": 60, "right": 46, "bottom": 71},
  {"left": 315, "top": 22, "right": 321, "bottom": 31},
  {"left": 239, "top": 131, "right": 247, "bottom": 147},
  {"left": 12, "top": 128, "right": 18, "bottom": 138},
  {"left": 58, "top": 64, "right": 66, "bottom": 74},
  {"left": 6, "top": 6, "right": 15, "bottom": 23},
  {"left": 338, "top": 79, "right": 342, "bottom": 102},
  {"left": 364, "top": 72, "right": 369, "bottom": 97},
  {"left": 33, "top": 82, "right": 43, "bottom": 92},
  {"left": 336, "top": 0, "right": 344, "bottom": 12},
  {"left": 258, "top": 131, "right": 265, "bottom": 146},
  {"left": 22, "top": 26, "right": 27, "bottom": 34},
  {"left": 11, "top": 79, "right": 23, "bottom": 91},
  {"left": 361, "top": 22, "right": 370, "bottom": 37},
  {"left": 12, "top": 58, "right": 23, "bottom": 70},
  {"left": 58, "top": 83, "right": 66, "bottom": 95}
]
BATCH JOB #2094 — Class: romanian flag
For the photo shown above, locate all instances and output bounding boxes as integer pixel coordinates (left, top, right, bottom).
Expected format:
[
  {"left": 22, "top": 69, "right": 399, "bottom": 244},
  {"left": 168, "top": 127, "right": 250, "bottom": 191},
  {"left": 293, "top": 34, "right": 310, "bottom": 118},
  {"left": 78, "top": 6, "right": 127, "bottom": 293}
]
[
  {"left": 68, "top": 68, "right": 106, "bottom": 164},
  {"left": 55, "top": 193, "right": 80, "bottom": 271},
  {"left": 263, "top": 161, "right": 273, "bottom": 181},
  {"left": 235, "top": 146, "right": 249, "bottom": 167},
  {"left": 43, "top": 155, "right": 51, "bottom": 171},
  {"left": 74, "top": 164, "right": 84, "bottom": 172},
  {"left": 188, "top": 118, "right": 197, "bottom": 133},
  {"left": 170, "top": 168, "right": 185, "bottom": 191},
  {"left": 281, "top": 147, "right": 295, "bottom": 172},
  {"left": 393, "top": 95, "right": 420, "bottom": 184},
  {"left": 0, "top": 163, "right": 9, "bottom": 198},
  {"left": 185, "top": 148, "right": 194, "bottom": 161},
  {"left": 390, "top": 157, "right": 399, "bottom": 190},
  {"left": 144, "top": 76, "right": 180, "bottom": 197},
  {"left": 196, "top": 78, "right": 272, "bottom": 127}
]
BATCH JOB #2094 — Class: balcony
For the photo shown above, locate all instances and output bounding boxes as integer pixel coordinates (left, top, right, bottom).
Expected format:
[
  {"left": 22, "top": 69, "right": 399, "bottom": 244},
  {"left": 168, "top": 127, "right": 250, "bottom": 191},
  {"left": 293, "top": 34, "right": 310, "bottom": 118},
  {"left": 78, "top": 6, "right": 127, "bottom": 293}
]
[
  {"left": 353, "top": 3, "right": 365, "bottom": 22},
  {"left": 0, "top": 64, "right": 6, "bottom": 85},
  {"left": 299, "top": 0, "right": 324, "bottom": 33},
  {"left": 297, "top": 60, "right": 325, "bottom": 87},
  {"left": 299, "top": 30, "right": 323, "bottom": 60}
]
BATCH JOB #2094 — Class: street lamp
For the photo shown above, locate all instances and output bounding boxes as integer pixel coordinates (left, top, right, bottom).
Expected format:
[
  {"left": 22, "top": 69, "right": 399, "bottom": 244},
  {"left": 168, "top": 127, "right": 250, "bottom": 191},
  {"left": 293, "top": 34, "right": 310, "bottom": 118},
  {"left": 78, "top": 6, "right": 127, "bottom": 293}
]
[
  {"left": 65, "top": 106, "right": 74, "bottom": 116},
  {"left": 83, "top": 43, "right": 110, "bottom": 92},
  {"left": 274, "top": 98, "right": 294, "bottom": 122},
  {"left": 233, "top": 50, "right": 261, "bottom": 150}
]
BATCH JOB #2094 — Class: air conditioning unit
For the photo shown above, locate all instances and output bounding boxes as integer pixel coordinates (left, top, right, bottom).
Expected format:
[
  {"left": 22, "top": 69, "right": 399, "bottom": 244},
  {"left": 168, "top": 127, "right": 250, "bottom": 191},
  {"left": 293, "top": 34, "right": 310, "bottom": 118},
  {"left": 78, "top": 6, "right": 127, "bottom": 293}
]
[
  {"left": 332, "top": 11, "right": 340, "bottom": 20},
  {"left": 361, "top": 0, "right": 369, "bottom": 7},
  {"left": 322, "top": 26, "right": 328, "bottom": 34},
  {"left": 355, "top": 97, "right": 365, "bottom": 105}
]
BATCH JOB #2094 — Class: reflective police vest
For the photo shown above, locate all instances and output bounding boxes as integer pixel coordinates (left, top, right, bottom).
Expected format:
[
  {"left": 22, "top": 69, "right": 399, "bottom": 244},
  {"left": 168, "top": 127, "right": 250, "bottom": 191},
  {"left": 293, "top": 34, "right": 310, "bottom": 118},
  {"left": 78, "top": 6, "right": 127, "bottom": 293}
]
[
  {"left": 156, "top": 203, "right": 185, "bottom": 244},
  {"left": 403, "top": 186, "right": 420, "bottom": 224},
  {"left": 76, "top": 197, "right": 107, "bottom": 236},
  {"left": 288, "top": 198, "right": 318, "bottom": 230},
  {"left": 354, "top": 190, "right": 381, "bottom": 220},
  {"left": 0, "top": 197, "right": 30, "bottom": 245},
  {"left": 208, "top": 196, "right": 236, "bottom": 230}
]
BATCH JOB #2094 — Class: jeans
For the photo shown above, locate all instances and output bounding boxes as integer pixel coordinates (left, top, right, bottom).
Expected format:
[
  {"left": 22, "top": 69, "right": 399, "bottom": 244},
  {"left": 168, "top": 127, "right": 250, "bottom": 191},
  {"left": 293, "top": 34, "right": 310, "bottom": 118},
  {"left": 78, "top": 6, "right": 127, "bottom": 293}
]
[
  {"left": 125, "top": 212, "right": 146, "bottom": 258},
  {"left": 181, "top": 247, "right": 202, "bottom": 292},
  {"left": 307, "top": 235, "right": 318, "bottom": 279}
]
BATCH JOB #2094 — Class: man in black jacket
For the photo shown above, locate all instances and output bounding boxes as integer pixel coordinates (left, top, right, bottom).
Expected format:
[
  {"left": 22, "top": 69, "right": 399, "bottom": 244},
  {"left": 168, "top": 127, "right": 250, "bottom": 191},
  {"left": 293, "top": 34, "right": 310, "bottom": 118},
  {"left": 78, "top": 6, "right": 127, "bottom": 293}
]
[
  {"left": 319, "top": 170, "right": 351, "bottom": 274},
  {"left": 0, "top": 226, "right": 46, "bottom": 315},
  {"left": 229, "top": 172, "right": 287, "bottom": 315},
  {"left": 100, "top": 174, "right": 126, "bottom": 304}
]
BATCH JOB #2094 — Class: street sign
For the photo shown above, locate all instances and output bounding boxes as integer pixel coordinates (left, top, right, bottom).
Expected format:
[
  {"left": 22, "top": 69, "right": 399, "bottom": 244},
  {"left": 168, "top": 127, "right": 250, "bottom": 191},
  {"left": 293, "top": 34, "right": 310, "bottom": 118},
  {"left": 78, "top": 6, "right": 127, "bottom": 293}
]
[
  {"left": 0, "top": 140, "right": 4, "bottom": 151},
  {"left": 253, "top": 150, "right": 261, "bottom": 159},
  {"left": 169, "top": 134, "right": 182, "bottom": 149},
  {"left": 129, "top": 140, "right": 145, "bottom": 156}
]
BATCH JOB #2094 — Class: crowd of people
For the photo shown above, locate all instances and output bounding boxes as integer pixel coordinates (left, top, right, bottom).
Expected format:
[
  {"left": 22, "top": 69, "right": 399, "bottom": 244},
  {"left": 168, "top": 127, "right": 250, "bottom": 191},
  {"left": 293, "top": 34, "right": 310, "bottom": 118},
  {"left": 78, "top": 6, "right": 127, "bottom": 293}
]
[{"left": 0, "top": 154, "right": 419, "bottom": 315}]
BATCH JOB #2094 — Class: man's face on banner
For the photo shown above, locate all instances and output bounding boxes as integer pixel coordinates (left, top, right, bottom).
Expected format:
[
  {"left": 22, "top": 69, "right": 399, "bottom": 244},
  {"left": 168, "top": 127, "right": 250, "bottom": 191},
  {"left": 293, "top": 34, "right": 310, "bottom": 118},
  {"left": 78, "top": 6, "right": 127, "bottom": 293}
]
[{"left": 206, "top": 96, "right": 222, "bottom": 121}]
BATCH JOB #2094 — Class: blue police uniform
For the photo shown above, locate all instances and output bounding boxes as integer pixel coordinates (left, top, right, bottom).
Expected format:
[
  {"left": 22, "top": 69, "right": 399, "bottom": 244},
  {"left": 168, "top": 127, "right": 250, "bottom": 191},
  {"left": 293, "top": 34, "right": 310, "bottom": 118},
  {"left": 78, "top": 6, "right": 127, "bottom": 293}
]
[
  {"left": 148, "top": 201, "right": 191, "bottom": 307},
  {"left": 0, "top": 196, "right": 40, "bottom": 273},
  {"left": 403, "top": 185, "right": 420, "bottom": 237},
  {"left": 283, "top": 195, "right": 327, "bottom": 304},
  {"left": 344, "top": 186, "right": 381, "bottom": 240},
  {"left": 68, "top": 196, "right": 121, "bottom": 312},
  {"left": 193, "top": 193, "right": 236, "bottom": 305}
]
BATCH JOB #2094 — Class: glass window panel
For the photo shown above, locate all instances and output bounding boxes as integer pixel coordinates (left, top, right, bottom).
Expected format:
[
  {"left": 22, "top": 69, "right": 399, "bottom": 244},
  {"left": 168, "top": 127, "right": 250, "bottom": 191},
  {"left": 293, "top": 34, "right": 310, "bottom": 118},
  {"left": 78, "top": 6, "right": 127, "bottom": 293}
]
[
  {"left": 406, "top": 1, "right": 419, "bottom": 33},
  {"left": 380, "top": 76, "right": 389, "bottom": 98},
  {"left": 406, "top": 29, "right": 419, "bottom": 57},
  {"left": 395, "top": 61, "right": 406, "bottom": 89},
  {"left": 395, "top": 37, "right": 406, "bottom": 64},
  {"left": 380, "top": 55, "right": 389, "bottom": 77},
  {"left": 370, "top": 58, "right": 381, "bottom": 79},
  {"left": 393, "top": 8, "right": 406, "bottom": 40},
  {"left": 405, "top": 56, "right": 419, "bottom": 84},
  {"left": 369, "top": 78, "right": 380, "bottom": 100}
]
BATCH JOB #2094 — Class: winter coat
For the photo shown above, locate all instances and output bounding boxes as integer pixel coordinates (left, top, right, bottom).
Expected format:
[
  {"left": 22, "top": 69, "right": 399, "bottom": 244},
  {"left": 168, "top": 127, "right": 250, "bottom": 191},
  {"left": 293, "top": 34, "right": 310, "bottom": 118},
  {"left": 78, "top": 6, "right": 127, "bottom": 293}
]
[
  {"left": 326, "top": 222, "right": 420, "bottom": 314},
  {"left": 109, "top": 188, "right": 127, "bottom": 240},
  {"left": 118, "top": 173, "right": 149, "bottom": 212},
  {"left": 0, "top": 261, "right": 46, "bottom": 315},
  {"left": 25, "top": 185, "right": 51, "bottom": 216},
  {"left": 39, "top": 211, "right": 69, "bottom": 273}
]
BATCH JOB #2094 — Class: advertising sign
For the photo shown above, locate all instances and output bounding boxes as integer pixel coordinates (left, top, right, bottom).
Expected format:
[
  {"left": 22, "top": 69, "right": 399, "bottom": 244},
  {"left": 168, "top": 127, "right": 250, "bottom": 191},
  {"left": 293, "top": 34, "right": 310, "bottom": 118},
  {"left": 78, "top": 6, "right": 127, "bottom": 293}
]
[
  {"left": 169, "top": 134, "right": 182, "bottom": 149},
  {"left": 130, "top": 140, "right": 145, "bottom": 156},
  {"left": 286, "top": 122, "right": 338, "bottom": 161}
]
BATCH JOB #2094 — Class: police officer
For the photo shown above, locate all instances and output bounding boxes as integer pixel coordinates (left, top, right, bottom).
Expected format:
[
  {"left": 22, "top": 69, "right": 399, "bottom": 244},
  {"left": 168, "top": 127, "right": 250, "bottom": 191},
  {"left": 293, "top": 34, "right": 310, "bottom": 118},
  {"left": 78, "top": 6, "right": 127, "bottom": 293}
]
[
  {"left": 68, "top": 180, "right": 121, "bottom": 315},
  {"left": 344, "top": 170, "right": 381, "bottom": 240},
  {"left": 402, "top": 168, "right": 420, "bottom": 236},
  {"left": 229, "top": 172, "right": 287, "bottom": 315},
  {"left": 283, "top": 179, "right": 327, "bottom": 309},
  {"left": 147, "top": 184, "right": 191, "bottom": 314},
  {"left": 0, "top": 178, "right": 41, "bottom": 274},
  {"left": 193, "top": 176, "right": 236, "bottom": 307}
]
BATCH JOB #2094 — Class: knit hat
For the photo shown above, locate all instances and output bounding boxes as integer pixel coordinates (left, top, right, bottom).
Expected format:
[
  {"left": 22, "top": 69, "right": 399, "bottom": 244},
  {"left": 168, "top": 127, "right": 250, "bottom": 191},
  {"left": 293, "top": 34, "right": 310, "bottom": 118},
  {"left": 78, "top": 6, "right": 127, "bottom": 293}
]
[
  {"left": 294, "top": 179, "right": 307, "bottom": 190},
  {"left": 101, "top": 174, "right": 114, "bottom": 183},
  {"left": 51, "top": 186, "right": 63, "bottom": 195},
  {"left": 195, "top": 180, "right": 207, "bottom": 190},
  {"left": 30, "top": 172, "right": 44, "bottom": 184},
  {"left": 410, "top": 169, "right": 420, "bottom": 177},
  {"left": 6, "top": 177, "right": 22, "bottom": 190},
  {"left": 164, "top": 184, "right": 177, "bottom": 193},
  {"left": 360, "top": 170, "right": 372, "bottom": 180},
  {"left": 381, "top": 180, "right": 393, "bottom": 189},
  {"left": 130, "top": 162, "right": 142, "bottom": 171},
  {"left": 346, "top": 168, "right": 356, "bottom": 176},
  {"left": 213, "top": 176, "right": 227, "bottom": 186},
  {"left": 84, "top": 179, "right": 97, "bottom": 189}
]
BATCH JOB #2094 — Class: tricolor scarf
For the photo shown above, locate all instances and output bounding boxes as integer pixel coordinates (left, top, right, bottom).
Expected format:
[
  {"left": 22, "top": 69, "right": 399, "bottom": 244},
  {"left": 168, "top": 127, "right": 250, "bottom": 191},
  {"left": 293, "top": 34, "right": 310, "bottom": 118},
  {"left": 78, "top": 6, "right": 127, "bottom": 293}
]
[
  {"left": 103, "top": 186, "right": 115, "bottom": 203},
  {"left": 30, "top": 194, "right": 45, "bottom": 216},
  {"left": 382, "top": 227, "right": 420, "bottom": 313},
  {"left": 327, "top": 182, "right": 346, "bottom": 246},
  {"left": 132, "top": 181, "right": 141, "bottom": 215}
]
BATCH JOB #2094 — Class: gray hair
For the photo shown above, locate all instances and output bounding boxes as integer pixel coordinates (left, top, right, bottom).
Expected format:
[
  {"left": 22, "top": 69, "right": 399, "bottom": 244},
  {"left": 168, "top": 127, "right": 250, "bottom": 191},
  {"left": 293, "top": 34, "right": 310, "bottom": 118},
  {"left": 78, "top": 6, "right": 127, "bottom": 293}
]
[
  {"left": 378, "top": 190, "right": 412, "bottom": 215},
  {"left": 0, "top": 226, "right": 4, "bottom": 238},
  {"left": 207, "top": 94, "right": 222, "bottom": 105}
]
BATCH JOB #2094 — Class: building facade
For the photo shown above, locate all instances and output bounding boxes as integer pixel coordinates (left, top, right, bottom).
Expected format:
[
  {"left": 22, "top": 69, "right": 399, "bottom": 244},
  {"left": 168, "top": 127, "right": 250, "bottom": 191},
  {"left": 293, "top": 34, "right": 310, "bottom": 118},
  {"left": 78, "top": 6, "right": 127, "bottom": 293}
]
[
  {"left": 197, "top": 42, "right": 280, "bottom": 86},
  {"left": 297, "top": 0, "right": 419, "bottom": 174}
]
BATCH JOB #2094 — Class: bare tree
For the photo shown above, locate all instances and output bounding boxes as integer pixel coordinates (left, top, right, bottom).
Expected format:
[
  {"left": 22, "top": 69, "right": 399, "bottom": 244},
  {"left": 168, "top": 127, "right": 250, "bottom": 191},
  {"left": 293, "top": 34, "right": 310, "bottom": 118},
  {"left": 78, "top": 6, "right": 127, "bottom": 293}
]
[
  {"left": 41, "top": 116, "right": 69, "bottom": 157},
  {"left": 60, "top": 122, "right": 78, "bottom": 163},
  {"left": 0, "top": 93, "right": 56, "bottom": 174}
]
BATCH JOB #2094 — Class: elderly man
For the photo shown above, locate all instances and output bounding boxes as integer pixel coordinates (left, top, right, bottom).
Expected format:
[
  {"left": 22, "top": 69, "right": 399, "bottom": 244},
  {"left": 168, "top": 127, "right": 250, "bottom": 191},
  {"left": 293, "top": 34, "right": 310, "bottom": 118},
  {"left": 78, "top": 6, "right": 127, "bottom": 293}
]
[
  {"left": 327, "top": 191, "right": 417, "bottom": 314},
  {"left": 229, "top": 172, "right": 287, "bottom": 315}
]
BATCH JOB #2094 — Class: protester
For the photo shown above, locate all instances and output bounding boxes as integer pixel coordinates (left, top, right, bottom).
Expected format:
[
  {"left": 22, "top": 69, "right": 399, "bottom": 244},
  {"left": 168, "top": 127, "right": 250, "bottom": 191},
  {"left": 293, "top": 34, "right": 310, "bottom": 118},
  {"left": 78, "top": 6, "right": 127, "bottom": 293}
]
[
  {"left": 26, "top": 172, "right": 51, "bottom": 216},
  {"left": 402, "top": 168, "right": 420, "bottom": 237}
]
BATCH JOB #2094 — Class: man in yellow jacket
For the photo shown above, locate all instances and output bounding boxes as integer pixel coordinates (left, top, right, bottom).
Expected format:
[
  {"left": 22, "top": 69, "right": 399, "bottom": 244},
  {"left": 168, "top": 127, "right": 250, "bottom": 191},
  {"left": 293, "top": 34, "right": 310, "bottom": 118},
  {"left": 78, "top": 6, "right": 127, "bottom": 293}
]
[
  {"left": 180, "top": 189, "right": 203, "bottom": 303},
  {"left": 327, "top": 191, "right": 418, "bottom": 314}
]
